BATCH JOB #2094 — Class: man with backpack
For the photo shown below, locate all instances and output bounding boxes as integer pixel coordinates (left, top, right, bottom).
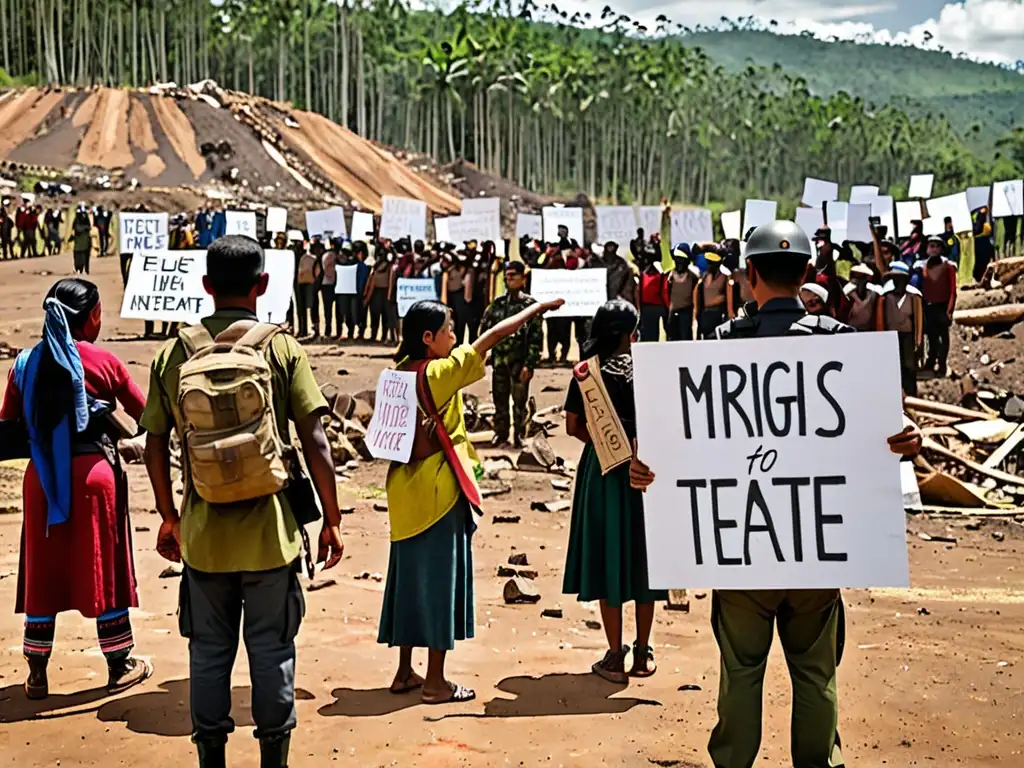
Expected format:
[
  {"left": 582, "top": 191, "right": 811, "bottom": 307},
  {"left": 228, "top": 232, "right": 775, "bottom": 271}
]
[{"left": 141, "top": 235, "right": 344, "bottom": 768}]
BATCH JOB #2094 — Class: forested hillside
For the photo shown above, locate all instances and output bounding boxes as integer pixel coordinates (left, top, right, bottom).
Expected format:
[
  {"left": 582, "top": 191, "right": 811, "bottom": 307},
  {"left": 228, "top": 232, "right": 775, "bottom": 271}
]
[
  {"left": 688, "top": 29, "right": 1024, "bottom": 154},
  {"left": 0, "top": 1, "right": 1022, "bottom": 207}
]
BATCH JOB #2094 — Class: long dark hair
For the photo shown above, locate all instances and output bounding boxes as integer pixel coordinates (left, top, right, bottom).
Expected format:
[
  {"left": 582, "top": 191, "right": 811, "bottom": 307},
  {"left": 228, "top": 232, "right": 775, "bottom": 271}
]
[
  {"left": 33, "top": 278, "right": 100, "bottom": 439},
  {"left": 394, "top": 300, "right": 449, "bottom": 362},
  {"left": 580, "top": 299, "right": 638, "bottom": 362}
]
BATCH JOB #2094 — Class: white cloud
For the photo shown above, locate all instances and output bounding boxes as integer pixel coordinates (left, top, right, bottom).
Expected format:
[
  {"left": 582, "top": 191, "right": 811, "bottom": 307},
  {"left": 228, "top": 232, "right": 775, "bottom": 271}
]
[{"left": 908, "top": 0, "right": 1024, "bottom": 64}]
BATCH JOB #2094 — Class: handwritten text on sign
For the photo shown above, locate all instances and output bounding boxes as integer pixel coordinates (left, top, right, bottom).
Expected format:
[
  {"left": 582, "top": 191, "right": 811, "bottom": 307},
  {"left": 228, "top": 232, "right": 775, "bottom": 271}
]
[
  {"left": 365, "top": 370, "right": 419, "bottom": 463},
  {"left": 632, "top": 333, "right": 908, "bottom": 590},
  {"left": 397, "top": 278, "right": 438, "bottom": 317},
  {"left": 529, "top": 268, "right": 606, "bottom": 318},
  {"left": 119, "top": 212, "right": 169, "bottom": 254}
]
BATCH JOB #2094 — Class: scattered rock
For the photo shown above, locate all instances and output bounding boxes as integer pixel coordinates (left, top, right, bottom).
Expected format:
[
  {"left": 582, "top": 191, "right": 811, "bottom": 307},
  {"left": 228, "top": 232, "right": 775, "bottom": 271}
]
[
  {"left": 694, "top": 592, "right": 708, "bottom": 600},
  {"left": 373, "top": 502, "right": 388, "bottom": 512},
  {"left": 330, "top": 433, "right": 360, "bottom": 465},
  {"left": 345, "top": 460, "right": 359, "bottom": 471},
  {"left": 503, "top": 577, "right": 541, "bottom": 604},
  {"left": 541, "top": 608, "right": 563, "bottom": 619},
  {"left": 517, "top": 437, "right": 562, "bottom": 472},
  {"left": 677, "top": 684, "right": 702, "bottom": 692},
  {"left": 336, "top": 369, "right": 349, "bottom": 376},
  {"left": 917, "top": 607, "right": 930, "bottom": 616},
  {"left": 508, "top": 552, "right": 529, "bottom": 566},
  {"left": 1004, "top": 396, "right": 1024, "bottom": 421},
  {"left": 494, "top": 515, "right": 521, "bottom": 524},
  {"left": 342, "top": 419, "right": 367, "bottom": 440},
  {"left": 159, "top": 564, "right": 182, "bottom": 579},
  {"left": 517, "top": 569, "right": 539, "bottom": 580},
  {"left": 481, "top": 485, "right": 512, "bottom": 499},
  {"left": 340, "top": 507, "right": 355, "bottom": 515},
  {"left": 992, "top": 530, "right": 1006, "bottom": 542},
  {"left": 370, "top": 572, "right": 383, "bottom": 582},
  {"left": 307, "top": 578, "right": 337, "bottom": 592},
  {"left": 351, "top": 397, "right": 374, "bottom": 427},
  {"left": 584, "top": 620, "right": 602, "bottom": 630},
  {"left": 134, "top": 525, "right": 151, "bottom": 533},
  {"left": 551, "top": 478, "right": 571, "bottom": 492},
  {"left": 541, "top": 385, "right": 564, "bottom": 393},
  {"left": 666, "top": 589, "right": 690, "bottom": 613},
  {"left": 497, "top": 566, "right": 518, "bottom": 578},
  {"left": 916, "top": 531, "right": 957, "bottom": 544},
  {"left": 531, "top": 499, "right": 571, "bottom": 513}
]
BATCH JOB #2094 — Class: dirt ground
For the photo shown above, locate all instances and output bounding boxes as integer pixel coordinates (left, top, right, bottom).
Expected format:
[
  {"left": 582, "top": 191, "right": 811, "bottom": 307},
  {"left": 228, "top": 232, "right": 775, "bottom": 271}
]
[{"left": 0, "top": 252, "right": 1022, "bottom": 767}]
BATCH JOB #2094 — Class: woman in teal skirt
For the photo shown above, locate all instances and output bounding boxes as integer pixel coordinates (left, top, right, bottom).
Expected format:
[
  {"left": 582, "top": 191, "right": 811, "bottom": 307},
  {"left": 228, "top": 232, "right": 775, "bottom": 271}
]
[
  {"left": 379, "top": 296, "right": 562, "bottom": 704},
  {"left": 563, "top": 299, "right": 667, "bottom": 684}
]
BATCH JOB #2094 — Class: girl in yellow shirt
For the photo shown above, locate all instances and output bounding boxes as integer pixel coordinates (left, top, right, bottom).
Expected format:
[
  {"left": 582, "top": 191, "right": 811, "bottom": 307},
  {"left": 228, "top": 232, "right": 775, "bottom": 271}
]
[{"left": 379, "top": 295, "right": 561, "bottom": 705}]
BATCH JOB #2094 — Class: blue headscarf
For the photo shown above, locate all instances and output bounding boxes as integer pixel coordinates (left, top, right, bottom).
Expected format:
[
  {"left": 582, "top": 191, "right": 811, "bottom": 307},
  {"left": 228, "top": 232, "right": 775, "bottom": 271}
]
[{"left": 13, "top": 298, "right": 90, "bottom": 528}]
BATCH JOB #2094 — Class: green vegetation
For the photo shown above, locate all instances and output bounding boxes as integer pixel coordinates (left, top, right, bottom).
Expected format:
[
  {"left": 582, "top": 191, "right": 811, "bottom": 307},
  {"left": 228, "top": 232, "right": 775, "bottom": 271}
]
[{"left": 0, "top": 2, "right": 1021, "bottom": 207}]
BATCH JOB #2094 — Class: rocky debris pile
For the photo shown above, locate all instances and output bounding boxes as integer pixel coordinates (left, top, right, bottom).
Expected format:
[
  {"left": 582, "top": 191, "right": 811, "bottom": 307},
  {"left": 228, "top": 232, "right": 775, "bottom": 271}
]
[{"left": 320, "top": 383, "right": 375, "bottom": 468}]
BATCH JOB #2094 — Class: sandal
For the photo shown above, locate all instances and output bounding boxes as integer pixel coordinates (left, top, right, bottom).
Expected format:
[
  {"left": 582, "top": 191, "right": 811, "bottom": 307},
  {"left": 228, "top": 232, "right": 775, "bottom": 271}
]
[
  {"left": 591, "top": 646, "right": 629, "bottom": 684},
  {"left": 421, "top": 681, "right": 476, "bottom": 705},
  {"left": 629, "top": 642, "right": 657, "bottom": 678},
  {"left": 390, "top": 671, "right": 424, "bottom": 695}
]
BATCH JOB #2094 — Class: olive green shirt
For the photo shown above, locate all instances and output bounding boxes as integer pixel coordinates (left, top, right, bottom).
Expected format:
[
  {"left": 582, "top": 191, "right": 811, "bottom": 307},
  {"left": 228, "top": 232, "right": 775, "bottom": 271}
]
[{"left": 139, "top": 309, "right": 328, "bottom": 573}]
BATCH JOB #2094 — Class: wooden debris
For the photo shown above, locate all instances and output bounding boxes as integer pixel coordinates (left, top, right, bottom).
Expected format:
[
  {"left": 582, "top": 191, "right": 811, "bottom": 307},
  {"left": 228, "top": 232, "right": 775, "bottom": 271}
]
[
  {"left": 541, "top": 608, "right": 563, "bottom": 619},
  {"left": 508, "top": 552, "right": 529, "bottom": 566},
  {"left": 953, "top": 304, "right": 1024, "bottom": 327},
  {"left": 307, "top": 578, "right": 337, "bottom": 592},
  {"left": 481, "top": 485, "right": 512, "bottom": 499},
  {"left": 954, "top": 419, "right": 1018, "bottom": 444},
  {"left": 497, "top": 566, "right": 517, "bottom": 577},
  {"left": 918, "top": 471, "right": 996, "bottom": 509},
  {"left": 924, "top": 438, "right": 1024, "bottom": 487},
  {"left": 983, "top": 424, "right": 1024, "bottom": 469},
  {"left": 493, "top": 515, "right": 521, "bottom": 524},
  {"left": 905, "top": 397, "right": 995, "bottom": 422},
  {"left": 531, "top": 499, "right": 571, "bottom": 513}
]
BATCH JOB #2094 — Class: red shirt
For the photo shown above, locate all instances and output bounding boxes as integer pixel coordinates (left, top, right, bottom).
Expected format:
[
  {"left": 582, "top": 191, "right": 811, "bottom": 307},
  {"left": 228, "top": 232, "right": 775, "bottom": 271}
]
[
  {"left": 639, "top": 271, "right": 668, "bottom": 307},
  {"left": 921, "top": 259, "right": 957, "bottom": 309}
]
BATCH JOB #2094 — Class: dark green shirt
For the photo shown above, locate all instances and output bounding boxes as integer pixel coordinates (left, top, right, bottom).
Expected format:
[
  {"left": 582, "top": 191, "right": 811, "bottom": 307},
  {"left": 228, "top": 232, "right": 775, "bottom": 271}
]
[{"left": 479, "top": 292, "right": 543, "bottom": 370}]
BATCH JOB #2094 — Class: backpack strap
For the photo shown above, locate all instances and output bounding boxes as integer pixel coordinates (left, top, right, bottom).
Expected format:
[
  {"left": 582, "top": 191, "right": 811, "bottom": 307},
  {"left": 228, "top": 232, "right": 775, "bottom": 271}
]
[
  {"left": 234, "top": 322, "right": 283, "bottom": 351},
  {"left": 178, "top": 325, "right": 216, "bottom": 357}
]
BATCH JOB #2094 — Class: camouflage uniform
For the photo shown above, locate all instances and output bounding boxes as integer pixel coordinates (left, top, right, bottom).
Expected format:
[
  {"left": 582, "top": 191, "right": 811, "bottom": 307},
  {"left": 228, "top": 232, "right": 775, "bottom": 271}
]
[{"left": 480, "top": 291, "right": 543, "bottom": 442}]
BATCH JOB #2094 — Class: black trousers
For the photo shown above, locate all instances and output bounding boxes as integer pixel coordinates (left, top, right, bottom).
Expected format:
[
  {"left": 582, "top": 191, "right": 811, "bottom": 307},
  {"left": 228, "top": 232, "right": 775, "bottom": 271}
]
[
  {"left": 98, "top": 227, "right": 110, "bottom": 256},
  {"left": 924, "top": 302, "right": 950, "bottom": 371},
  {"left": 546, "top": 318, "right": 571, "bottom": 361},
  {"left": 368, "top": 287, "right": 388, "bottom": 342},
  {"left": 898, "top": 331, "right": 918, "bottom": 397},
  {"left": 335, "top": 294, "right": 359, "bottom": 337},
  {"left": 450, "top": 294, "right": 469, "bottom": 345},
  {"left": 698, "top": 307, "right": 726, "bottom": 339},
  {"left": 639, "top": 304, "right": 665, "bottom": 342},
  {"left": 320, "top": 285, "right": 336, "bottom": 338},
  {"left": 667, "top": 307, "right": 694, "bottom": 341},
  {"left": 0, "top": 236, "right": 13, "bottom": 260},
  {"left": 296, "top": 283, "right": 319, "bottom": 338}
]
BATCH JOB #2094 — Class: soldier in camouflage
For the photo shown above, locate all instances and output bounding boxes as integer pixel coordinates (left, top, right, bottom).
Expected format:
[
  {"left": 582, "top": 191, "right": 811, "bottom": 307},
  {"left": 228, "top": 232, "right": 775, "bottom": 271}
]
[{"left": 480, "top": 261, "right": 543, "bottom": 448}]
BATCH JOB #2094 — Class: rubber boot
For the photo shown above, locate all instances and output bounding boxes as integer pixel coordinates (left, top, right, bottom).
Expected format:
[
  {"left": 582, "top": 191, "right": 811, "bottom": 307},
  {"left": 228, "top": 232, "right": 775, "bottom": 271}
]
[
  {"left": 25, "top": 655, "right": 49, "bottom": 700},
  {"left": 259, "top": 735, "right": 291, "bottom": 768},
  {"left": 196, "top": 739, "right": 227, "bottom": 768}
]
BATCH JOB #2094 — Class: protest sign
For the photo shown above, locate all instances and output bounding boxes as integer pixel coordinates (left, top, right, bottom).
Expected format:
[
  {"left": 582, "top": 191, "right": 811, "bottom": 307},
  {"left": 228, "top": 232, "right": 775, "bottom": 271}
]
[
  {"left": 434, "top": 216, "right": 452, "bottom": 243},
  {"left": 516, "top": 213, "right": 543, "bottom": 240},
  {"left": 397, "top": 278, "right": 438, "bottom": 317},
  {"left": 266, "top": 207, "right": 288, "bottom": 234},
  {"left": 824, "top": 201, "right": 848, "bottom": 244},
  {"left": 351, "top": 211, "right": 375, "bottom": 241},
  {"left": 721, "top": 210, "right": 742, "bottom": 241},
  {"left": 993, "top": 180, "right": 1024, "bottom": 218},
  {"left": 922, "top": 217, "right": 945, "bottom": 236},
  {"left": 743, "top": 200, "right": 777, "bottom": 237},
  {"left": 632, "top": 332, "right": 907, "bottom": 590},
  {"left": 380, "top": 196, "right": 427, "bottom": 241},
  {"left": 121, "top": 249, "right": 293, "bottom": 324},
  {"left": 576, "top": 357, "right": 632, "bottom": 474},
  {"left": 595, "top": 206, "right": 637, "bottom": 251},
  {"left": 225, "top": 210, "right": 257, "bottom": 238},
  {"left": 908, "top": 174, "right": 934, "bottom": 199},
  {"left": 926, "top": 191, "right": 972, "bottom": 234},
  {"left": 306, "top": 207, "right": 348, "bottom": 238},
  {"left": 335, "top": 265, "right": 358, "bottom": 295},
  {"left": 460, "top": 197, "right": 501, "bottom": 242},
  {"left": 542, "top": 206, "right": 584, "bottom": 245},
  {"left": 670, "top": 209, "right": 714, "bottom": 245},
  {"left": 364, "top": 370, "right": 418, "bottom": 463},
  {"left": 966, "top": 186, "right": 991, "bottom": 213},
  {"left": 637, "top": 206, "right": 662, "bottom": 237},
  {"left": 896, "top": 201, "right": 924, "bottom": 239},
  {"left": 846, "top": 203, "right": 873, "bottom": 242},
  {"left": 447, "top": 215, "right": 487, "bottom": 246},
  {"left": 795, "top": 207, "right": 824, "bottom": 241},
  {"left": 801, "top": 178, "right": 839, "bottom": 208},
  {"left": 529, "top": 268, "right": 606, "bottom": 318},
  {"left": 849, "top": 185, "right": 880, "bottom": 205},
  {"left": 871, "top": 196, "right": 896, "bottom": 239},
  {"left": 119, "top": 212, "right": 168, "bottom": 254}
]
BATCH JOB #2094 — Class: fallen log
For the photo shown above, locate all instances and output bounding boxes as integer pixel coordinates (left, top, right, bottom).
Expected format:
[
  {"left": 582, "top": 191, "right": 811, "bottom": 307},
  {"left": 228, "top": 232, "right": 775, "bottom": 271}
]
[
  {"left": 904, "top": 397, "right": 995, "bottom": 422},
  {"left": 984, "top": 256, "right": 1024, "bottom": 287},
  {"left": 953, "top": 303, "right": 1024, "bottom": 327},
  {"left": 919, "top": 505, "right": 1024, "bottom": 517}
]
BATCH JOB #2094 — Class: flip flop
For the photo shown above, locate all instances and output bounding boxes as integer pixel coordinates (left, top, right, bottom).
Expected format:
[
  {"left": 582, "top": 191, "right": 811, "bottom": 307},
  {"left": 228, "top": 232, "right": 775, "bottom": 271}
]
[
  {"left": 421, "top": 681, "right": 476, "bottom": 705},
  {"left": 390, "top": 673, "right": 424, "bottom": 695},
  {"left": 629, "top": 643, "right": 658, "bottom": 679}
]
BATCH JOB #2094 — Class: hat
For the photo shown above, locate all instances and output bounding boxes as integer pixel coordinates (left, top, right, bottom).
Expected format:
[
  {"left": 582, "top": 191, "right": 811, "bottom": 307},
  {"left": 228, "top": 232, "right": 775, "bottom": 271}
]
[
  {"left": 800, "top": 283, "right": 829, "bottom": 303},
  {"left": 672, "top": 242, "right": 691, "bottom": 259},
  {"left": 704, "top": 250, "right": 723, "bottom": 263},
  {"left": 885, "top": 261, "right": 910, "bottom": 278},
  {"left": 504, "top": 260, "right": 526, "bottom": 275},
  {"left": 927, "top": 235, "right": 945, "bottom": 246},
  {"left": 340, "top": 240, "right": 353, "bottom": 252},
  {"left": 850, "top": 264, "right": 874, "bottom": 278},
  {"left": 813, "top": 227, "right": 832, "bottom": 242}
]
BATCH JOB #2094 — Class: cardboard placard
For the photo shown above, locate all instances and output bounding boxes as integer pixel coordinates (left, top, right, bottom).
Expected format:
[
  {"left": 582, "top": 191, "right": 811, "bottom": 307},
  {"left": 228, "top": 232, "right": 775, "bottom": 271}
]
[
  {"left": 846, "top": 203, "right": 873, "bottom": 243},
  {"left": 896, "top": 201, "right": 924, "bottom": 239},
  {"left": 871, "top": 196, "right": 896, "bottom": 239},
  {"left": 908, "top": 174, "right": 935, "bottom": 199},
  {"left": 993, "top": 180, "right": 1024, "bottom": 218},
  {"left": 721, "top": 211, "right": 742, "bottom": 241},
  {"left": 365, "top": 370, "right": 418, "bottom": 463},
  {"left": 637, "top": 206, "right": 662, "bottom": 238},
  {"left": 396, "top": 278, "right": 439, "bottom": 317},
  {"left": 632, "top": 332, "right": 908, "bottom": 590},
  {"left": 351, "top": 211, "right": 375, "bottom": 241},
  {"left": 380, "top": 196, "right": 427, "bottom": 241},
  {"left": 743, "top": 200, "right": 777, "bottom": 238},
  {"left": 576, "top": 357, "right": 632, "bottom": 474},
  {"left": 306, "top": 207, "right": 348, "bottom": 238},
  {"left": 926, "top": 192, "right": 973, "bottom": 234},
  {"left": 119, "top": 212, "right": 168, "bottom": 254},
  {"left": 434, "top": 216, "right": 452, "bottom": 243},
  {"left": 802, "top": 178, "right": 839, "bottom": 208},
  {"left": 966, "top": 186, "right": 991, "bottom": 213},
  {"left": 529, "top": 268, "right": 607, "bottom": 319},
  {"left": 795, "top": 208, "right": 825, "bottom": 241},
  {"left": 335, "top": 265, "right": 359, "bottom": 295},
  {"left": 460, "top": 197, "right": 501, "bottom": 242},
  {"left": 670, "top": 209, "right": 714, "bottom": 245},
  {"left": 849, "top": 185, "right": 880, "bottom": 205},
  {"left": 595, "top": 206, "right": 637, "bottom": 251},
  {"left": 516, "top": 213, "right": 543, "bottom": 240},
  {"left": 266, "top": 206, "right": 288, "bottom": 234},
  {"left": 542, "top": 206, "right": 584, "bottom": 245},
  {"left": 225, "top": 210, "right": 257, "bottom": 238}
]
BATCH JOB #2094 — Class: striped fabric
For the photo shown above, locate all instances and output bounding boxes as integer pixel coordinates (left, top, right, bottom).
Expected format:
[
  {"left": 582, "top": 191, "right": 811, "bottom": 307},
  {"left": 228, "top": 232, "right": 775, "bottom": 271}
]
[{"left": 23, "top": 609, "right": 134, "bottom": 660}]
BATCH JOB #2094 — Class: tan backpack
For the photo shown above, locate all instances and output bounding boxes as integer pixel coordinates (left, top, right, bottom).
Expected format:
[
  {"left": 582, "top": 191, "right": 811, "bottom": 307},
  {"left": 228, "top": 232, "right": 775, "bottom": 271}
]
[{"left": 176, "top": 320, "right": 289, "bottom": 505}]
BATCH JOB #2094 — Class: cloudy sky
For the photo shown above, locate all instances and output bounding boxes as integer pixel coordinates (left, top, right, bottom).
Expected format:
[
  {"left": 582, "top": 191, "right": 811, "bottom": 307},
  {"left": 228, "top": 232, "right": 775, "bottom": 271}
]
[{"left": 521, "top": 0, "right": 1024, "bottom": 65}]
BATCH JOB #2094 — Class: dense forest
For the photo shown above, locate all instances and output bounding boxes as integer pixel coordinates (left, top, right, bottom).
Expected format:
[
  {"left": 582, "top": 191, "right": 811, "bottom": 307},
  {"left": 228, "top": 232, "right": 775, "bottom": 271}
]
[{"left": 0, "top": 0, "right": 1022, "bottom": 206}]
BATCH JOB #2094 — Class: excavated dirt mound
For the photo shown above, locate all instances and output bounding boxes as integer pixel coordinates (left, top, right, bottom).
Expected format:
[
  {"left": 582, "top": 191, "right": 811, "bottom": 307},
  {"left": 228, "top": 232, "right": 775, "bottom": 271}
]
[{"left": 0, "top": 86, "right": 463, "bottom": 212}]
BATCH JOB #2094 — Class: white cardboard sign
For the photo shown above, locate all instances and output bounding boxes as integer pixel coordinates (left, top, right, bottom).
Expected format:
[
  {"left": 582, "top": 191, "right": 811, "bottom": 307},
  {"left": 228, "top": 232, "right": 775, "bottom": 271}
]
[
  {"left": 516, "top": 214, "right": 543, "bottom": 240},
  {"left": 871, "top": 196, "right": 896, "bottom": 239},
  {"left": 632, "top": 332, "right": 908, "bottom": 590},
  {"left": 529, "top": 268, "right": 607, "bottom": 318},
  {"left": 926, "top": 192, "right": 973, "bottom": 234},
  {"left": 120, "top": 249, "right": 293, "bottom": 324},
  {"left": 542, "top": 206, "right": 584, "bottom": 245},
  {"left": 637, "top": 206, "right": 662, "bottom": 237},
  {"left": 795, "top": 208, "right": 825, "bottom": 241},
  {"left": 849, "top": 185, "right": 880, "bottom": 205},
  {"left": 743, "top": 200, "right": 778, "bottom": 238},
  {"left": 380, "top": 197, "right": 427, "bottom": 241},
  {"left": 335, "top": 265, "right": 359, "bottom": 295},
  {"left": 896, "top": 201, "right": 924, "bottom": 239},
  {"left": 993, "top": 180, "right": 1024, "bottom": 218},
  {"left": 306, "top": 207, "right": 348, "bottom": 238},
  {"left": 846, "top": 203, "right": 873, "bottom": 243},
  {"left": 595, "top": 206, "right": 637, "bottom": 251},
  {"left": 225, "top": 210, "right": 257, "bottom": 238},
  {"left": 266, "top": 207, "right": 288, "bottom": 234},
  {"left": 801, "top": 178, "right": 839, "bottom": 208},
  {"left": 721, "top": 211, "right": 742, "bottom": 241},
  {"left": 351, "top": 211, "right": 375, "bottom": 241},
  {"left": 670, "top": 209, "right": 714, "bottom": 245},
  {"left": 396, "top": 277, "right": 438, "bottom": 317},
  {"left": 966, "top": 186, "right": 991, "bottom": 213},
  {"left": 460, "top": 197, "right": 501, "bottom": 242},
  {"left": 434, "top": 217, "right": 452, "bottom": 243},
  {"left": 365, "top": 370, "right": 418, "bottom": 463},
  {"left": 119, "top": 212, "right": 168, "bottom": 254},
  {"left": 908, "top": 174, "right": 935, "bottom": 199},
  {"left": 447, "top": 215, "right": 488, "bottom": 246}
]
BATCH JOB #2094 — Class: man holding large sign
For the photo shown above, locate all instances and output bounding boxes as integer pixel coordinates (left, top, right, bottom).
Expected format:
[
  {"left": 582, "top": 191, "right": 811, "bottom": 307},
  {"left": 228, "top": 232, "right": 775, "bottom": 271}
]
[{"left": 630, "top": 221, "right": 921, "bottom": 768}]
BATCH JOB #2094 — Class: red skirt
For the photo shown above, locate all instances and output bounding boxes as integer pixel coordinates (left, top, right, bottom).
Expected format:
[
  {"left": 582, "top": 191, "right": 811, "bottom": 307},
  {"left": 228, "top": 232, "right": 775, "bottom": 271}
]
[{"left": 16, "top": 454, "right": 138, "bottom": 619}]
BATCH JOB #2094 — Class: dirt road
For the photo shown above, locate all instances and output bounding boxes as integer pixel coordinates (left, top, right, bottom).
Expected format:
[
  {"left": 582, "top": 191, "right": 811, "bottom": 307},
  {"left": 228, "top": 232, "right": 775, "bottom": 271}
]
[{"left": 0, "top": 253, "right": 1021, "bottom": 767}]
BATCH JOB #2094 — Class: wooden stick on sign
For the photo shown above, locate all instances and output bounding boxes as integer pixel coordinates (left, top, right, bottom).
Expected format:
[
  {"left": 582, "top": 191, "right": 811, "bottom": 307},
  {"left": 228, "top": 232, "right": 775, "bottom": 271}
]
[{"left": 576, "top": 357, "right": 633, "bottom": 475}]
